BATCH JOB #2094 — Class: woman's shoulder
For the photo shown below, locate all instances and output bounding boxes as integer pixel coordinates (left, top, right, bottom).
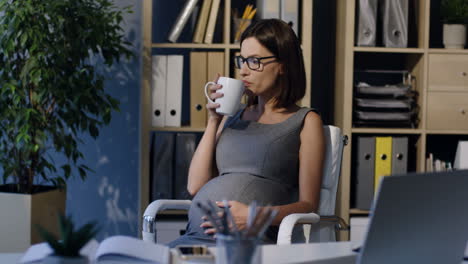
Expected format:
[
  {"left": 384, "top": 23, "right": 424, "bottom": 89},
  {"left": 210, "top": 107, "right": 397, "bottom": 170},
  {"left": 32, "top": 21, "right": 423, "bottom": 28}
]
[{"left": 301, "top": 108, "right": 323, "bottom": 130}]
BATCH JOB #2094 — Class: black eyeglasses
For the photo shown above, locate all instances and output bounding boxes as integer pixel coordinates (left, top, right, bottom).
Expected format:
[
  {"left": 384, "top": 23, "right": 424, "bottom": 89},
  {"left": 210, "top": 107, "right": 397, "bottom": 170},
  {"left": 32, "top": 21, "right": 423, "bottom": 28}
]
[{"left": 234, "top": 55, "right": 277, "bottom": 70}]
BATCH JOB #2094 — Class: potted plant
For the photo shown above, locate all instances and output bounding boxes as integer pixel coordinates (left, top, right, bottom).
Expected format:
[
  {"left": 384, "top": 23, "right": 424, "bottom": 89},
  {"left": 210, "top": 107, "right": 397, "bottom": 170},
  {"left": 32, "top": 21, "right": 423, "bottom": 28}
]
[
  {"left": 0, "top": 0, "right": 133, "bottom": 251},
  {"left": 440, "top": 0, "right": 468, "bottom": 49},
  {"left": 38, "top": 214, "right": 99, "bottom": 264}
]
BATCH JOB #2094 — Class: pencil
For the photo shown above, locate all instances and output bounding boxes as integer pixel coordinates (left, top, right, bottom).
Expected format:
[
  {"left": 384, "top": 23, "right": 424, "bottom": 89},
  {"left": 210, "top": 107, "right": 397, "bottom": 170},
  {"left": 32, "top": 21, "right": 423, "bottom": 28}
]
[{"left": 247, "top": 8, "right": 257, "bottom": 20}]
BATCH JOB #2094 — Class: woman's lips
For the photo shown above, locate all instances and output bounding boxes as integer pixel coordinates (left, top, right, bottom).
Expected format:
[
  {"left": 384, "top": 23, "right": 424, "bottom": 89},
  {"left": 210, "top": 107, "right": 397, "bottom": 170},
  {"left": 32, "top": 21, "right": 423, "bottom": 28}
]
[{"left": 242, "top": 80, "right": 251, "bottom": 87}]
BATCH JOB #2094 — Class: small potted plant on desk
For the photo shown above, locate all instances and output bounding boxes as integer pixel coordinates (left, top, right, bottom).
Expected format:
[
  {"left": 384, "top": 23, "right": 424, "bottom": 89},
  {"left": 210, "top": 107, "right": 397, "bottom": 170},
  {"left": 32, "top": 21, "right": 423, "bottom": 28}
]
[
  {"left": 38, "top": 214, "right": 99, "bottom": 264},
  {"left": 441, "top": 0, "right": 468, "bottom": 49},
  {"left": 0, "top": 0, "right": 133, "bottom": 252}
]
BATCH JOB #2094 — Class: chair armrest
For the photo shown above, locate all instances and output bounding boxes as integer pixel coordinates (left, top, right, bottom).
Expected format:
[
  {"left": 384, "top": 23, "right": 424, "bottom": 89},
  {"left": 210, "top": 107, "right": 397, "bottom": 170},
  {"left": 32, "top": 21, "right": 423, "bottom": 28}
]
[
  {"left": 142, "top": 199, "right": 192, "bottom": 242},
  {"left": 277, "top": 213, "right": 320, "bottom": 245},
  {"left": 319, "top": 215, "right": 349, "bottom": 231}
]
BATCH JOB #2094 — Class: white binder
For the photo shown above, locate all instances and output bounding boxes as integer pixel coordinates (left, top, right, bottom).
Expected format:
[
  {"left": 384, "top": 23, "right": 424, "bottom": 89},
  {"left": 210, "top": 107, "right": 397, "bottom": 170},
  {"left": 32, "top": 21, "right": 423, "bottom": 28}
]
[
  {"left": 151, "top": 55, "right": 167, "bottom": 127},
  {"left": 454, "top": 141, "right": 468, "bottom": 169},
  {"left": 257, "top": 0, "right": 280, "bottom": 19},
  {"left": 280, "top": 0, "right": 298, "bottom": 36},
  {"left": 165, "top": 55, "right": 184, "bottom": 127},
  {"left": 356, "top": 0, "right": 378, "bottom": 46},
  {"left": 382, "top": 0, "right": 408, "bottom": 48}
]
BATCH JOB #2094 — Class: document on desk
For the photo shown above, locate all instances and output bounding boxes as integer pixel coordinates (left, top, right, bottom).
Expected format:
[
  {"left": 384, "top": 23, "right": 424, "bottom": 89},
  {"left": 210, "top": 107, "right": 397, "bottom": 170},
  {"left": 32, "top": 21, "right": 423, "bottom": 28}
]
[{"left": 20, "top": 235, "right": 169, "bottom": 264}]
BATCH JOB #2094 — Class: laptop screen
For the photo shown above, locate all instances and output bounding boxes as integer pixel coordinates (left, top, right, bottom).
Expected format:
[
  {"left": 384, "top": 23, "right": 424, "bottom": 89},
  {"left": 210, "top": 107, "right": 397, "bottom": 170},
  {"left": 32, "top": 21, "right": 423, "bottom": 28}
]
[{"left": 358, "top": 170, "right": 468, "bottom": 264}]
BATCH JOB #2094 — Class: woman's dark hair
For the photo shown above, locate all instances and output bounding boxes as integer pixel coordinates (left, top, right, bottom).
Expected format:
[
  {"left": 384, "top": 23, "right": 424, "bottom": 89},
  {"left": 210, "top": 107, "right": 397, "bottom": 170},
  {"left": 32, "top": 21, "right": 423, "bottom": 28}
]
[{"left": 240, "top": 19, "right": 306, "bottom": 109}]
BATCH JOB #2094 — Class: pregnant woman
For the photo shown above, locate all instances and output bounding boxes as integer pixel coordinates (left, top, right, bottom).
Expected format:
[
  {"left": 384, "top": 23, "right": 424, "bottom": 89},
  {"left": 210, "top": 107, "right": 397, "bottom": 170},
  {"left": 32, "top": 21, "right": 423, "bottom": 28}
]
[{"left": 168, "top": 18, "right": 325, "bottom": 247}]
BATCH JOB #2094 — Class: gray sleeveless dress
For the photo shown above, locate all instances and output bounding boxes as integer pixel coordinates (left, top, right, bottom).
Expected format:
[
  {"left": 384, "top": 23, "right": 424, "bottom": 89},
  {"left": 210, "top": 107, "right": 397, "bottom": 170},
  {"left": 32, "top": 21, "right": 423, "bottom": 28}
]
[{"left": 167, "top": 107, "right": 315, "bottom": 247}]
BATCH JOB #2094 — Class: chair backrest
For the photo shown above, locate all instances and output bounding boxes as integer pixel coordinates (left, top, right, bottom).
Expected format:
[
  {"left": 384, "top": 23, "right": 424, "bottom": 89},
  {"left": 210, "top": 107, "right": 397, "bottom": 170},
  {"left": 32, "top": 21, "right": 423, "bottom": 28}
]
[
  {"left": 298, "top": 125, "right": 345, "bottom": 243},
  {"left": 318, "top": 125, "right": 345, "bottom": 216}
]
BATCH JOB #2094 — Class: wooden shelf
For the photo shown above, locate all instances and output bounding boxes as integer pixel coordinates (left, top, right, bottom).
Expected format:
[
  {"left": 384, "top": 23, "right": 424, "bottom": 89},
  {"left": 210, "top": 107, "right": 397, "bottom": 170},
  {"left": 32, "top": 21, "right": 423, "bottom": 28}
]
[
  {"left": 333, "top": 0, "right": 468, "bottom": 241},
  {"left": 426, "top": 130, "right": 468, "bottom": 135},
  {"left": 354, "top": 47, "right": 425, "bottom": 54},
  {"left": 151, "top": 126, "right": 205, "bottom": 132},
  {"left": 429, "top": 48, "right": 468, "bottom": 55},
  {"left": 351, "top": 128, "right": 422, "bottom": 134},
  {"left": 152, "top": 43, "right": 239, "bottom": 49},
  {"left": 349, "top": 209, "right": 370, "bottom": 215}
]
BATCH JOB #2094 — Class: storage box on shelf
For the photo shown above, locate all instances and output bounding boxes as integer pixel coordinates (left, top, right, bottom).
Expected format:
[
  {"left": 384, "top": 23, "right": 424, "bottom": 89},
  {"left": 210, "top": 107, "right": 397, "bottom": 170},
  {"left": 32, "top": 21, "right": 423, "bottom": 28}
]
[
  {"left": 334, "top": 0, "right": 468, "bottom": 241},
  {"left": 140, "top": 0, "right": 314, "bottom": 222}
]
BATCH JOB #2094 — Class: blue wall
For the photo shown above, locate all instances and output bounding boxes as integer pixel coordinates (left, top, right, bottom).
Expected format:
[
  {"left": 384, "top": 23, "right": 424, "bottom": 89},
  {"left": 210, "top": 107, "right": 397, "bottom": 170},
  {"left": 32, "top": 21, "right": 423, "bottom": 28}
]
[{"left": 66, "top": 0, "right": 142, "bottom": 240}]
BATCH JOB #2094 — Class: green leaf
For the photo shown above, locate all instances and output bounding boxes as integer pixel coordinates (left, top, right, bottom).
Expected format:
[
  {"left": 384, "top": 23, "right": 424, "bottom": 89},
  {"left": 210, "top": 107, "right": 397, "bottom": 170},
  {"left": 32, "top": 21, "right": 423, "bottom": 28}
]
[{"left": 0, "top": 0, "right": 132, "bottom": 193}]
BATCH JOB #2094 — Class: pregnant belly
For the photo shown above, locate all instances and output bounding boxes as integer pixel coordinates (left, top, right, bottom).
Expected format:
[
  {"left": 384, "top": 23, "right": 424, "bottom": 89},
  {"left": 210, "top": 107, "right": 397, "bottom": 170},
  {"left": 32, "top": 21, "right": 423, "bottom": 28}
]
[{"left": 186, "top": 173, "right": 295, "bottom": 237}]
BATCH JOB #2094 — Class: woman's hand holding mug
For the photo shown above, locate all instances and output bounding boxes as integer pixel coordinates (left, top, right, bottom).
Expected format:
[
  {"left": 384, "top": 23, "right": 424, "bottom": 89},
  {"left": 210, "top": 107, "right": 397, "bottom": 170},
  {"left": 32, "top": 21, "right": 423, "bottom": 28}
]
[
  {"left": 205, "top": 75, "right": 224, "bottom": 121},
  {"left": 204, "top": 76, "right": 245, "bottom": 118}
]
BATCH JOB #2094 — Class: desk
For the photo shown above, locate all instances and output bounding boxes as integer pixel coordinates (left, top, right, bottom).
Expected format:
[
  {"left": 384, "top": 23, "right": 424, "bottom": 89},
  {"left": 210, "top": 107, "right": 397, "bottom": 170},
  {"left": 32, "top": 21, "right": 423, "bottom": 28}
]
[
  {"left": 2, "top": 243, "right": 356, "bottom": 264},
  {"left": 4, "top": 242, "right": 468, "bottom": 264},
  {"left": 259, "top": 242, "right": 356, "bottom": 264},
  {"left": 0, "top": 253, "right": 22, "bottom": 263}
]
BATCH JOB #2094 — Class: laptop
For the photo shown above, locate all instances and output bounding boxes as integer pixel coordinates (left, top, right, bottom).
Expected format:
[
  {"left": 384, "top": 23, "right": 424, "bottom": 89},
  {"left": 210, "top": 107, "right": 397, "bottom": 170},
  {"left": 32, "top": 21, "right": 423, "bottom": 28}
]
[{"left": 357, "top": 170, "right": 468, "bottom": 264}]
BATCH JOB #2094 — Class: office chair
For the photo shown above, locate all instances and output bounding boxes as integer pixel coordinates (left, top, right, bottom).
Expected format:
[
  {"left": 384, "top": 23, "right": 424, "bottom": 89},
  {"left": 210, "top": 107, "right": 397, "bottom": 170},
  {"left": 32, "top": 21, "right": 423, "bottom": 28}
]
[{"left": 142, "top": 125, "right": 347, "bottom": 245}]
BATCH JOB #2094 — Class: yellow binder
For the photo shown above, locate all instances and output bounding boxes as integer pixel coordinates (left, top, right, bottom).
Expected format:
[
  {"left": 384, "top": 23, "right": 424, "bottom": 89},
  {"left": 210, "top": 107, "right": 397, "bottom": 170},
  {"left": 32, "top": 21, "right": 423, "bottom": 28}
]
[{"left": 374, "top": 137, "right": 392, "bottom": 193}]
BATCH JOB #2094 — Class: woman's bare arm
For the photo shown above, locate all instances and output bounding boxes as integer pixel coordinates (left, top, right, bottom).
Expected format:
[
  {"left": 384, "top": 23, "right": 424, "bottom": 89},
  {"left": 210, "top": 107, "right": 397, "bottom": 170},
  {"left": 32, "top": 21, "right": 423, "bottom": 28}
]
[{"left": 187, "top": 115, "right": 228, "bottom": 196}]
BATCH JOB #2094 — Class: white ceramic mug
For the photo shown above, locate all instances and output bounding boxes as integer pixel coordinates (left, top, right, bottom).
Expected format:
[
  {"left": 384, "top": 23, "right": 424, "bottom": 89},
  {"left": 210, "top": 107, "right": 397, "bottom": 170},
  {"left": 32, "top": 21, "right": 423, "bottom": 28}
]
[{"left": 204, "top": 77, "right": 245, "bottom": 116}]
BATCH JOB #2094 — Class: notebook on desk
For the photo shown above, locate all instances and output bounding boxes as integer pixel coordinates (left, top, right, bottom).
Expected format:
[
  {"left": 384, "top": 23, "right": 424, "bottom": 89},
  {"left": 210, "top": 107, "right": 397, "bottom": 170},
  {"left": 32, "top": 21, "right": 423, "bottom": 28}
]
[{"left": 356, "top": 170, "right": 468, "bottom": 264}]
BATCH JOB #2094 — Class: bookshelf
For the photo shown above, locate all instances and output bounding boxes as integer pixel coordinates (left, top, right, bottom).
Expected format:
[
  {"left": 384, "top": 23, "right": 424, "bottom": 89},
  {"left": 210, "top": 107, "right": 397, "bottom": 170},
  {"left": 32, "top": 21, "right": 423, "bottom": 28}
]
[
  {"left": 334, "top": 0, "right": 468, "bottom": 240},
  {"left": 139, "top": 0, "right": 314, "bottom": 222}
]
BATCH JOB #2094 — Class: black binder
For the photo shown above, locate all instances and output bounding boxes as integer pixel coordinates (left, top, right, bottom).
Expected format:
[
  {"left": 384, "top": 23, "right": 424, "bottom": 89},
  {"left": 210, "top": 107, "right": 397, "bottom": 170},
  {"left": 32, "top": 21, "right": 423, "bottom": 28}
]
[
  {"left": 150, "top": 132, "right": 175, "bottom": 201},
  {"left": 173, "top": 133, "right": 198, "bottom": 199}
]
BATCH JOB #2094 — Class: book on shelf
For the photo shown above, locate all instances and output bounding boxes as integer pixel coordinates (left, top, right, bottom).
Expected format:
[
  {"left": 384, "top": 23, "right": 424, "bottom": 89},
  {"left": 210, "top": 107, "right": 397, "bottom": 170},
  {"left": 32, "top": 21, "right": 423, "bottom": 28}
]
[
  {"left": 20, "top": 235, "right": 169, "bottom": 264},
  {"left": 168, "top": 0, "right": 200, "bottom": 43},
  {"left": 426, "top": 152, "right": 454, "bottom": 172},
  {"left": 203, "top": 0, "right": 221, "bottom": 44},
  {"left": 193, "top": 0, "right": 213, "bottom": 43}
]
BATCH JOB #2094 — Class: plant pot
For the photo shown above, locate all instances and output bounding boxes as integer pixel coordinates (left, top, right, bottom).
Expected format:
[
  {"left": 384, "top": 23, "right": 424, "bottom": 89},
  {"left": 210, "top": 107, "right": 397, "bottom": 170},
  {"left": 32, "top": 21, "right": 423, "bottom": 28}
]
[
  {"left": 43, "top": 255, "right": 89, "bottom": 264},
  {"left": 443, "top": 24, "right": 467, "bottom": 49},
  {"left": 0, "top": 186, "right": 65, "bottom": 252}
]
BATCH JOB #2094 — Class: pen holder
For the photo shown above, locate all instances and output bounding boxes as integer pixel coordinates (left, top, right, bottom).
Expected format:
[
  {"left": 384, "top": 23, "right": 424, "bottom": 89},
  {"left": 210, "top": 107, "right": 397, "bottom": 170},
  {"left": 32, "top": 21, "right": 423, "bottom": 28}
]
[
  {"left": 232, "top": 18, "right": 252, "bottom": 43},
  {"left": 216, "top": 234, "right": 260, "bottom": 264}
]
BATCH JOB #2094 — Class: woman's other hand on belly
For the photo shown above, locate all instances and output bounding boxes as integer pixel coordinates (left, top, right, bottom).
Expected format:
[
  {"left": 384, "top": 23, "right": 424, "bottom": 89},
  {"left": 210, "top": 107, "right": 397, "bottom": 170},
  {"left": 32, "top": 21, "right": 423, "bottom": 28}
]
[{"left": 216, "top": 200, "right": 249, "bottom": 231}]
